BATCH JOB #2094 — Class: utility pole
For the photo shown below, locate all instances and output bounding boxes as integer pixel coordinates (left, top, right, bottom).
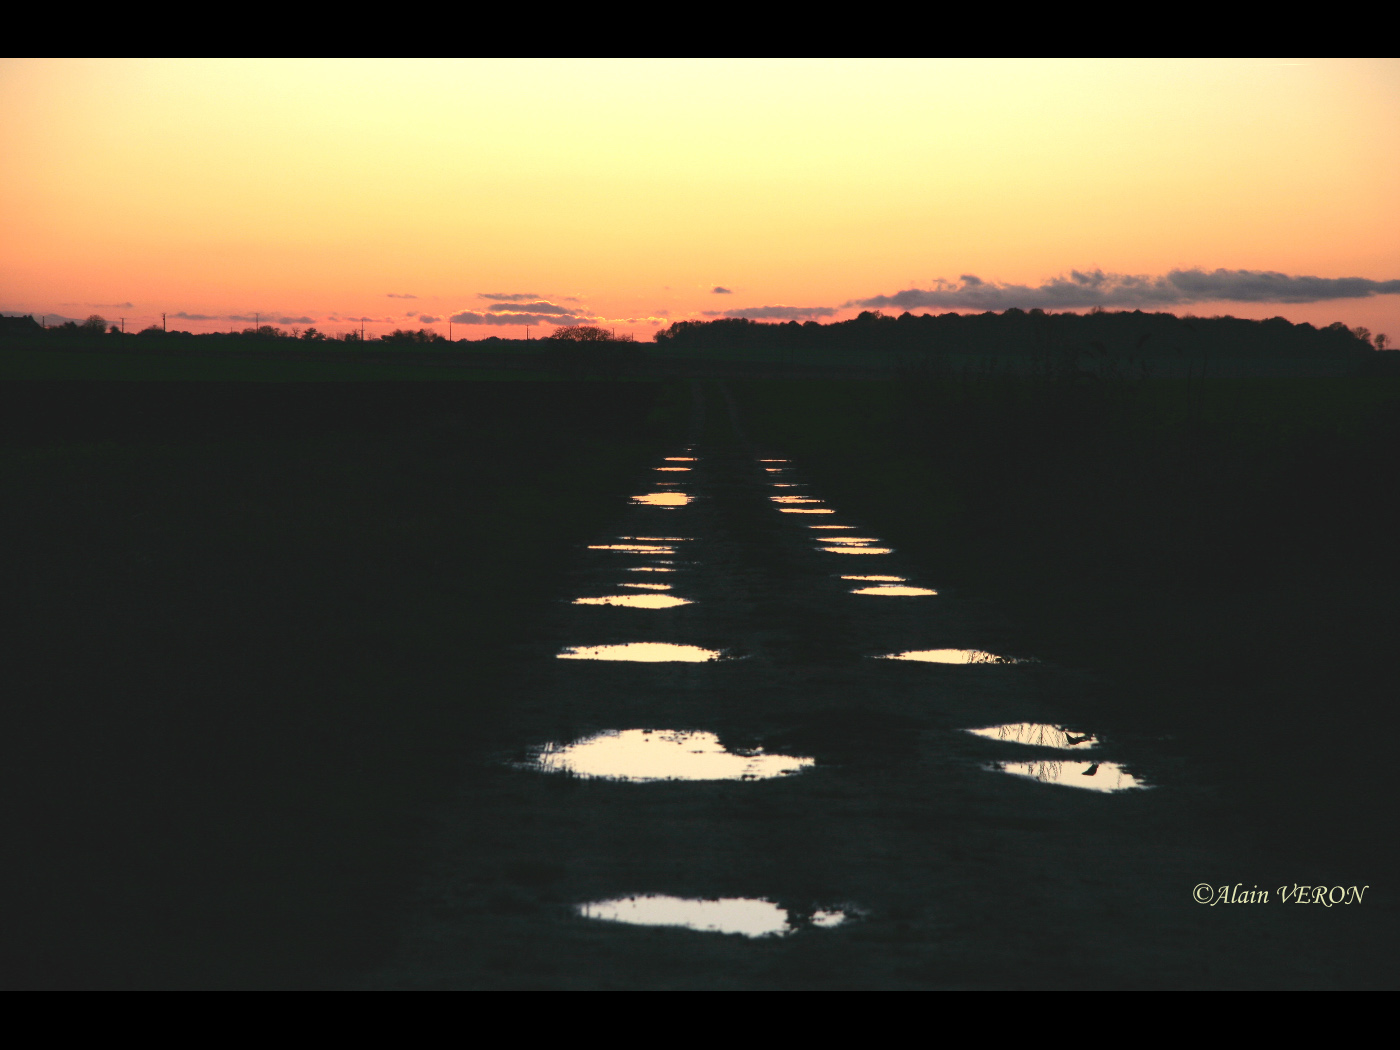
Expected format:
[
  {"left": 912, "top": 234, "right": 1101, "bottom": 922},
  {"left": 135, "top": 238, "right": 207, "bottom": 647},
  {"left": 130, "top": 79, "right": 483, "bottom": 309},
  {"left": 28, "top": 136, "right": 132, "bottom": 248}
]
[
  {"left": 448, "top": 320, "right": 452, "bottom": 342},
  {"left": 120, "top": 317, "right": 125, "bottom": 334},
  {"left": 162, "top": 312, "right": 166, "bottom": 333}
]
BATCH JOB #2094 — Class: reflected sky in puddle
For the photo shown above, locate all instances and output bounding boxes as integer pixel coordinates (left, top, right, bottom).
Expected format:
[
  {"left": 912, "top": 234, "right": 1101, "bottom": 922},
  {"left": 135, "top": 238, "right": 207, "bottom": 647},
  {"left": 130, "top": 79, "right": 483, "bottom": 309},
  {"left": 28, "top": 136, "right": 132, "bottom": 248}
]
[
  {"left": 821, "top": 536, "right": 879, "bottom": 544},
  {"left": 665, "top": 457, "right": 697, "bottom": 462},
  {"left": 620, "top": 582, "right": 672, "bottom": 590},
  {"left": 852, "top": 585, "right": 938, "bottom": 596},
  {"left": 764, "top": 468, "right": 788, "bottom": 473},
  {"left": 557, "top": 643, "right": 723, "bottom": 662},
  {"left": 989, "top": 759, "right": 1147, "bottom": 792},
  {"left": 573, "top": 594, "right": 693, "bottom": 609},
  {"left": 879, "top": 649, "right": 1029, "bottom": 664},
  {"left": 782, "top": 508, "right": 835, "bottom": 514},
  {"left": 771, "top": 496, "right": 823, "bottom": 504},
  {"left": 620, "top": 536, "right": 691, "bottom": 542},
  {"left": 577, "top": 896, "right": 848, "bottom": 937},
  {"left": 966, "top": 723, "right": 1099, "bottom": 749},
  {"left": 633, "top": 492, "right": 691, "bottom": 507},
  {"left": 759, "top": 459, "right": 789, "bottom": 463},
  {"left": 656, "top": 467, "right": 691, "bottom": 472},
  {"left": 810, "top": 524, "right": 857, "bottom": 530},
  {"left": 625, "top": 566, "right": 675, "bottom": 572},
  {"left": 589, "top": 543, "right": 675, "bottom": 553},
  {"left": 843, "top": 574, "right": 905, "bottom": 582},
  {"left": 819, "top": 545, "right": 892, "bottom": 553},
  {"left": 531, "top": 729, "right": 811, "bottom": 780}
]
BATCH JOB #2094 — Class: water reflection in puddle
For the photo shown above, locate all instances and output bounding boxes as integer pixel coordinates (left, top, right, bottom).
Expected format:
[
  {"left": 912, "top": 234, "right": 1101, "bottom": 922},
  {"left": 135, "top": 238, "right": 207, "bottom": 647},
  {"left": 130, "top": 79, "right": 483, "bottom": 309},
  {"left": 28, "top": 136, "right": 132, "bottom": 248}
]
[
  {"left": 989, "top": 759, "right": 1147, "bottom": 792},
  {"left": 819, "top": 545, "right": 892, "bottom": 553},
  {"left": 577, "top": 896, "right": 848, "bottom": 937},
  {"left": 573, "top": 594, "right": 694, "bottom": 609},
  {"left": 531, "top": 729, "right": 811, "bottom": 780},
  {"left": 633, "top": 492, "right": 691, "bottom": 507},
  {"left": 620, "top": 582, "right": 672, "bottom": 590},
  {"left": 764, "top": 468, "right": 788, "bottom": 473},
  {"left": 843, "top": 575, "right": 905, "bottom": 582},
  {"left": 965, "top": 723, "right": 1099, "bottom": 749},
  {"left": 852, "top": 585, "right": 938, "bottom": 596},
  {"left": 879, "top": 649, "right": 1029, "bottom": 664},
  {"left": 759, "top": 459, "right": 789, "bottom": 463},
  {"left": 821, "top": 536, "right": 879, "bottom": 544},
  {"left": 771, "top": 496, "right": 823, "bottom": 504},
  {"left": 620, "top": 536, "right": 691, "bottom": 542},
  {"left": 589, "top": 544, "right": 676, "bottom": 553},
  {"left": 557, "top": 643, "right": 723, "bottom": 662},
  {"left": 665, "top": 457, "right": 697, "bottom": 462},
  {"left": 656, "top": 467, "right": 691, "bottom": 472},
  {"left": 782, "top": 508, "right": 835, "bottom": 515},
  {"left": 625, "top": 566, "right": 675, "bottom": 573}
]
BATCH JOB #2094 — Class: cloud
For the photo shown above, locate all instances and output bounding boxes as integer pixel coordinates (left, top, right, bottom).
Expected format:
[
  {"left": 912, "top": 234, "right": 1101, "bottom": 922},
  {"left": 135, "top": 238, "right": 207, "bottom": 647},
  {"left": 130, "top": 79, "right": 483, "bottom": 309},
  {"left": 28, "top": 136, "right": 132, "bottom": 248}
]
[
  {"left": 703, "top": 305, "right": 837, "bottom": 320},
  {"left": 173, "top": 311, "right": 219, "bottom": 321},
  {"left": 386, "top": 293, "right": 417, "bottom": 299},
  {"left": 450, "top": 309, "right": 592, "bottom": 327},
  {"left": 417, "top": 315, "right": 440, "bottom": 324},
  {"left": 488, "top": 300, "right": 574, "bottom": 316},
  {"left": 477, "top": 292, "right": 541, "bottom": 301},
  {"left": 712, "top": 286, "right": 732, "bottom": 294},
  {"left": 849, "top": 268, "right": 1400, "bottom": 312},
  {"left": 277, "top": 316, "right": 316, "bottom": 325}
]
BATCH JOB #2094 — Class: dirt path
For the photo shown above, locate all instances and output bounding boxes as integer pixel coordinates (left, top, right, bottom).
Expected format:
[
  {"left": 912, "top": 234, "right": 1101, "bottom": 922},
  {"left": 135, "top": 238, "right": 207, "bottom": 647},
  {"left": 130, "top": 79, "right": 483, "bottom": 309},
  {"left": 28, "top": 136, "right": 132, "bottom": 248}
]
[{"left": 374, "top": 383, "right": 1385, "bottom": 989}]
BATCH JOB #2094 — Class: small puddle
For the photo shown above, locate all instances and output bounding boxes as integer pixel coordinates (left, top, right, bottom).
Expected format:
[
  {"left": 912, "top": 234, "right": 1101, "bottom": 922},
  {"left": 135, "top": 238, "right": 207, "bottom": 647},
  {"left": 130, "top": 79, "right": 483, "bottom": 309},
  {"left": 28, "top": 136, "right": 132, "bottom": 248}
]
[
  {"left": 557, "top": 643, "right": 724, "bottom": 662},
  {"left": 759, "top": 459, "right": 789, "bottom": 463},
  {"left": 821, "top": 536, "right": 879, "bottom": 544},
  {"left": 656, "top": 467, "right": 691, "bottom": 472},
  {"left": 529, "top": 728, "right": 811, "bottom": 780},
  {"left": 810, "top": 524, "right": 857, "bottom": 530},
  {"left": 843, "top": 575, "right": 905, "bottom": 582},
  {"left": 989, "top": 759, "right": 1147, "bottom": 792},
  {"left": 665, "top": 457, "right": 697, "bottom": 462},
  {"left": 589, "top": 544, "right": 676, "bottom": 554},
  {"left": 878, "top": 649, "right": 1030, "bottom": 664},
  {"left": 576, "top": 896, "right": 848, "bottom": 937},
  {"left": 782, "top": 508, "right": 835, "bottom": 515},
  {"left": 764, "top": 468, "right": 788, "bottom": 473},
  {"left": 625, "top": 566, "right": 675, "bottom": 573},
  {"left": 632, "top": 493, "right": 691, "bottom": 507},
  {"left": 771, "top": 496, "right": 823, "bottom": 504},
  {"left": 620, "top": 582, "right": 672, "bottom": 590},
  {"left": 965, "top": 723, "right": 1100, "bottom": 749},
  {"left": 573, "top": 594, "right": 694, "bottom": 609},
  {"left": 772, "top": 483, "right": 804, "bottom": 488},
  {"left": 852, "top": 585, "right": 937, "bottom": 596},
  {"left": 819, "top": 545, "right": 892, "bottom": 553},
  {"left": 619, "top": 536, "right": 691, "bottom": 542}
]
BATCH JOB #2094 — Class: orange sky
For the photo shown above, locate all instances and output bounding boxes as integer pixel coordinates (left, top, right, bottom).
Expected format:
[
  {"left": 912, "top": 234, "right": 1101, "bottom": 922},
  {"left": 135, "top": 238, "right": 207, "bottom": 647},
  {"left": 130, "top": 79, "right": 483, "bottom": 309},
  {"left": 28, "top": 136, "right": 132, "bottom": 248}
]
[{"left": 2, "top": 58, "right": 1397, "bottom": 340}]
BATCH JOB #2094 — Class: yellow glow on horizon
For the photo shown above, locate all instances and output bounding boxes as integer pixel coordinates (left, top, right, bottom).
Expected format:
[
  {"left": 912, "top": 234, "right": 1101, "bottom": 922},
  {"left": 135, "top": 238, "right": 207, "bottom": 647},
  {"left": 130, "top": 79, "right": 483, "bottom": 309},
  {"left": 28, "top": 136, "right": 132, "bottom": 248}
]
[{"left": 2, "top": 59, "right": 1397, "bottom": 336}]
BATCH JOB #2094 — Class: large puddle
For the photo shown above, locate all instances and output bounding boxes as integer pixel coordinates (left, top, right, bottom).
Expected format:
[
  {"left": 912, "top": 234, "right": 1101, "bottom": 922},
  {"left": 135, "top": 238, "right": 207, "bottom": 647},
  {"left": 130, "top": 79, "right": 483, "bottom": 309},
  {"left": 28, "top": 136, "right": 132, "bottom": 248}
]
[
  {"left": 529, "top": 729, "right": 812, "bottom": 781},
  {"left": 576, "top": 895, "right": 847, "bottom": 938},
  {"left": 989, "top": 759, "right": 1147, "bottom": 792},
  {"left": 633, "top": 492, "right": 691, "bottom": 507},
  {"left": 820, "top": 536, "right": 879, "bottom": 544},
  {"left": 819, "top": 545, "right": 892, "bottom": 553},
  {"left": 843, "top": 574, "right": 905, "bottom": 582},
  {"left": 665, "top": 457, "right": 697, "bottom": 462},
  {"left": 878, "top": 649, "right": 1030, "bottom": 664},
  {"left": 965, "top": 723, "right": 1100, "bottom": 750},
  {"left": 782, "top": 508, "right": 835, "bottom": 515},
  {"left": 625, "top": 566, "right": 675, "bottom": 573},
  {"left": 557, "top": 643, "right": 724, "bottom": 662},
  {"left": 771, "top": 496, "right": 823, "bottom": 504},
  {"left": 656, "top": 467, "right": 691, "bottom": 472},
  {"left": 589, "top": 544, "right": 676, "bottom": 554},
  {"left": 573, "top": 594, "right": 694, "bottom": 609}
]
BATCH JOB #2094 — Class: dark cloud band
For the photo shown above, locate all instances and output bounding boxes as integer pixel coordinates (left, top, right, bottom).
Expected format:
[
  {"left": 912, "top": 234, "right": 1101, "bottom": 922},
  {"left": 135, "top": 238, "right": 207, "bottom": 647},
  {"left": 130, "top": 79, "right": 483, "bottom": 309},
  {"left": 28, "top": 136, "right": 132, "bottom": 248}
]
[
  {"left": 851, "top": 268, "right": 1400, "bottom": 311},
  {"left": 704, "top": 305, "right": 837, "bottom": 320}
]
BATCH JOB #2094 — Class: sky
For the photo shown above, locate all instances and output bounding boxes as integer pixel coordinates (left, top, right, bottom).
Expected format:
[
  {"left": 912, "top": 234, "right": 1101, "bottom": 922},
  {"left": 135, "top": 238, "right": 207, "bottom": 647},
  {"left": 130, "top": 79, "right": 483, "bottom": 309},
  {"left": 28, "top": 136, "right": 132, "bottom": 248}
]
[{"left": 2, "top": 58, "right": 1398, "bottom": 341}]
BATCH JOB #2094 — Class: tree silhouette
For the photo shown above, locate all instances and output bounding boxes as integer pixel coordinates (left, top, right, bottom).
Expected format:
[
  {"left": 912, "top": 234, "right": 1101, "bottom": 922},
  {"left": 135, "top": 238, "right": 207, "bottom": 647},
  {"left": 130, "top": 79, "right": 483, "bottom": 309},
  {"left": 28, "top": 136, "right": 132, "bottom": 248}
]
[{"left": 549, "top": 325, "right": 613, "bottom": 342}]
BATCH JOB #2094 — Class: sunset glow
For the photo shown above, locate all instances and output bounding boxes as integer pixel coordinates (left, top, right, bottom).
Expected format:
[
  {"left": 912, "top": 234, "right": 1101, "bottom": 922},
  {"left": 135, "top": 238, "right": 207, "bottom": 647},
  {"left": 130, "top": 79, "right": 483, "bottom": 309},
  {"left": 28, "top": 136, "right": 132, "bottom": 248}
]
[{"left": 3, "top": 58, "right": 1397, "bottom": 338}]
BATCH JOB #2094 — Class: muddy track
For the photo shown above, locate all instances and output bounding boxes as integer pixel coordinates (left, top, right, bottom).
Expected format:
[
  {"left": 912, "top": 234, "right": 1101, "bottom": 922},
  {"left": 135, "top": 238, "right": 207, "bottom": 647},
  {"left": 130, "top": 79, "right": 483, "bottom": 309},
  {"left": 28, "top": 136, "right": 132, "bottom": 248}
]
[{"left": 374, "top": 382, "right": 1384, "bottom": 989}]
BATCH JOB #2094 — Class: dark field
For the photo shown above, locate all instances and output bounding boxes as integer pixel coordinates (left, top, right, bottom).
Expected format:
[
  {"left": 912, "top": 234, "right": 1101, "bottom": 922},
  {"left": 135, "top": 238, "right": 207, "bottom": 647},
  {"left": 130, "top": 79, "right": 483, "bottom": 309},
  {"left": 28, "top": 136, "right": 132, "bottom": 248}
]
[{"left": 4, "top": 374, "right": 1396, "bottom": 988}]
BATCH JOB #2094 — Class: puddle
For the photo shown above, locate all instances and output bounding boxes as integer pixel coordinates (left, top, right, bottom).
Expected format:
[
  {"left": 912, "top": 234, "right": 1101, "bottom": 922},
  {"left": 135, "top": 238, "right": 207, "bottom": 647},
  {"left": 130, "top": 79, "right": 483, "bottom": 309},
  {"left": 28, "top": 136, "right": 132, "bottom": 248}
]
[
  {"left": 759, "top": 459, "right": 789, "bottom": 463},
  {"left": 989, "top": 759, "right": 1147, "bottom": 792},
  {"left": 620, "top": 536, "right": 691, "bottom": 542},
  {"left": 810, "top": 524, "right": 857, "bottom": 530},
  {"left": 965, "top": 723, "right": 1100, "bottom": 750},
  {"left": 781, "top": 508, "right": 835, "bottom": 515},
  {"left": 665, "top": 457, "right": 697, "bottom": 462},
  {"left": 573, "top": 594, "right": 694, "bottom": 609},
  {"left": 589, "top": 544, "right": 676, "bottom": 553},
  {"left": 632, "top": 493, "right": 691, "bottom": 507},
  {"left": 819, "top": 545, "right": 892, "bottom": 553},
  {"left": 771, "top": 496, "right": 823, "bottom": 504},
  {"left": 878, "top": 649, "right": 1030, "bottom": 664},
  {"left": 772, "top": 483, "right": 804, "bottom": 488},
  {"left": 557, "top": 643, "right": 724, "bottom": 662},
  {"left": 576, "top": 895, "right": 848, "bottom": 937},
  {"left": 625, "top": 566, "right": 675, "bottom": 573},
  {"left": 764, "top": 468, "right": 788, "bottom": 473},
  {"left": 620, "top": 582, "right": 672, "bottom": 590},
  {"left": 852, "top": 585, "right": 937, "bottom": 596},
  {"left": 530, "top": 729, "right": 811, "bottom": 781},
  {"left": 842, "top": 575, "right": 905, "bottom": 582},
  {"left": 656, "top": 467, "right": 691, "bottom": 472},
  {"left": 820, "top": 536, "right": 879, "bottom": 544}
]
